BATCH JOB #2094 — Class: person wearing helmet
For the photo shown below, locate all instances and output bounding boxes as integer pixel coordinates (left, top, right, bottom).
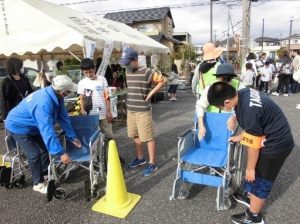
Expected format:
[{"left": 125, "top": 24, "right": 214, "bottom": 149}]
[{"left": 196, "top": 63, "right": 245, "bottom": 141}]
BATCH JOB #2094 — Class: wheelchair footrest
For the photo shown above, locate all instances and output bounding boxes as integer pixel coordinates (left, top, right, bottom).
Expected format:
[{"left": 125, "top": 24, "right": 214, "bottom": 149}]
[{"left": 181, "top": 170, "right": 222, "bottom": 188}]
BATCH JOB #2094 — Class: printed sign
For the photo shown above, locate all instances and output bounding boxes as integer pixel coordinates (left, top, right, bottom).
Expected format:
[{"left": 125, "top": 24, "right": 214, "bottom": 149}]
[
  {"left": 96, "top": 40, "right": 114, "bottom": 76},
  {"left": 240, "top": 132, "right": 265, "bottom": 149},
  {"left": 84, "top": 39, "right": 96, "bottom": 59}
]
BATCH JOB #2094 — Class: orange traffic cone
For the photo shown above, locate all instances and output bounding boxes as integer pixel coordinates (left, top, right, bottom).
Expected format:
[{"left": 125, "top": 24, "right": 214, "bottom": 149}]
[{"left": 92, "top": 140, "right": 141, "bottom": 218}]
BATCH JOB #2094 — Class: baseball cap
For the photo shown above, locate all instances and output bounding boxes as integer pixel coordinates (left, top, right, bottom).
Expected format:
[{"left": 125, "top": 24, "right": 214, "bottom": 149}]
[
  {"left": 120, "top": 48, "right": 138, "bottom": 65},
  {"left": 52, "top": 75, "right": 77, "bottom": 92},
  {"left": 214, "top": 63, "right": 237, "bottom": 77}
]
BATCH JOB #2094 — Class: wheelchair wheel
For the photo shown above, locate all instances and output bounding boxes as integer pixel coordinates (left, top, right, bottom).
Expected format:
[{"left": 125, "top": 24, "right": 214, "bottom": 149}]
[
  {"left": 54, "top": 188, "right": 67, "bottom": 200},
  {"left": 13, "top": 175, "right": 26, "bottom": 188}
]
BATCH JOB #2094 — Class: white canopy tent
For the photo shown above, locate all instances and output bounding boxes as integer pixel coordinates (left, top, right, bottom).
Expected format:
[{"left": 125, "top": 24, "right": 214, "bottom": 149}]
[{"left": 0, "top": 0, "right": 169, "bottom": 60}]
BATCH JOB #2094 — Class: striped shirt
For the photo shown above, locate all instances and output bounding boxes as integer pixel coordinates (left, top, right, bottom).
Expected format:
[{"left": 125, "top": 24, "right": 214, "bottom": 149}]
[{"left": 126, "top": 67, "right": 155, "bottom": 112}]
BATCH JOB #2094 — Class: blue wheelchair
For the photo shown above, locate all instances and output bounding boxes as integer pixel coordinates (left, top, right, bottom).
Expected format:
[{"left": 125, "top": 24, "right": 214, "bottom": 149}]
[
  {"left": 170, "top": 112, "right": 244, "bottom": 210},
  {"left": 47, "top": 115, "right": 107, "bottom": 201}
]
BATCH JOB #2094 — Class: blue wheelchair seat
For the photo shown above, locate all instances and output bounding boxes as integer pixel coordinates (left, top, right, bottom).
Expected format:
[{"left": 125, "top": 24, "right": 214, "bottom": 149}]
[
  {"left": 65, "top": 115, "right": 99, "bottom": 162},
  {"left": 182, "top": 112, "right": 233, "bottom": 167}
]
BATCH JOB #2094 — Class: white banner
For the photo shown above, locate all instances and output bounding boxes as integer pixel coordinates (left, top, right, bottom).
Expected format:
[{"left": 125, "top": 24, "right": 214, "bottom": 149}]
[
  {"left": 84, "top": 38, "right": 96, "bottom": 59},
  {"left": 96, "top": 40, "right": 114, "bottom": 76},
  {"left": 138, "top": 55, "right": 147, "bottom": 67},
  {"left": 151, "top": 54, "right": 159, "bottom": 67}
]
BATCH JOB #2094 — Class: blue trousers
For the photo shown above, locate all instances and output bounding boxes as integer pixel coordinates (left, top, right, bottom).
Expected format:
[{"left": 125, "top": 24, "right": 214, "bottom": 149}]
[{"left": 11, "top": 133, "right": 49, "bottom": 185}]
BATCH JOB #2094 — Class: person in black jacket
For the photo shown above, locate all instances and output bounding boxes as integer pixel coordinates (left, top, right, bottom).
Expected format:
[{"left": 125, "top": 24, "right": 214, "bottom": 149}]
[{"left": 2, "top": 57, "right": 33, "bottom": 119}]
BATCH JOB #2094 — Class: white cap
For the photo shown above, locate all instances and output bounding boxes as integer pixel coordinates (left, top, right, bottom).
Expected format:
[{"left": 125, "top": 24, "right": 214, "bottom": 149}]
[{"left": 52, "top": 75, "right": 77, "bottom": 92}]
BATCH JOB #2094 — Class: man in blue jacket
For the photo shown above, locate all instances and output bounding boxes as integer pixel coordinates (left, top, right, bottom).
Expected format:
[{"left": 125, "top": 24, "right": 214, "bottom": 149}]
[{"left": 5, "top": 75, "right": 81, "bottom": 194}]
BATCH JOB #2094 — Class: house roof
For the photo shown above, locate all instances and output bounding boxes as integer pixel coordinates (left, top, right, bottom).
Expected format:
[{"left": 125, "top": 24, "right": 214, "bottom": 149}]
[
  {"left": 254, "top": 37, "right": 280, "bottom": 43},
  {"left": 104, "top": 7, "right": 175, "bottom": 28},
  {"left": 281, "top": 34, "right": 300, "bottom": 40}
]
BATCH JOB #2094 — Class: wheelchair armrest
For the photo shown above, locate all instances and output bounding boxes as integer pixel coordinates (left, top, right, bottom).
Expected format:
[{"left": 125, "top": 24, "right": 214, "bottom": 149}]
[{"left": 178, "top": 129, "right": 195, "bottom": 139}]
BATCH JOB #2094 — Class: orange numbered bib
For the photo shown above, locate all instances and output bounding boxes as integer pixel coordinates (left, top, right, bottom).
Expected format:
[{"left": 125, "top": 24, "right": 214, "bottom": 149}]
[{"left": 240, "top": 132, "right": 265, "bottom": 149}]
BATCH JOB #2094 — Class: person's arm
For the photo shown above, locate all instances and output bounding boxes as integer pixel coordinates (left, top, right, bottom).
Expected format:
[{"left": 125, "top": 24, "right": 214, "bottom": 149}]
[
  {"left": 103, "top": 78, "right": 112, "bottom": 122},
  {"left": 245, "top": 147, "right": 260, "bottom": 182},
  {"left": 2, "top": 79, "right": 10, "bottom": 119},
  {"left": 56, "top": 98, "right": 80, "bottom": 147},
  {"left": 145, "top": 71, "right": 167, "bottom": 102},
  {"left": 195, "top": 87, "right": 210, "bottom": 140},
  {"left": 79, "top": 94, "right": 87, "bottom": 115}
]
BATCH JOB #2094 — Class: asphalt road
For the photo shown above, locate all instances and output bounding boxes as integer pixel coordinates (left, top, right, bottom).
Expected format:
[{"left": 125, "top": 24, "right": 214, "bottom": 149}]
[{"left": 0, "top": 89, "right": 299, "bottom": 224}]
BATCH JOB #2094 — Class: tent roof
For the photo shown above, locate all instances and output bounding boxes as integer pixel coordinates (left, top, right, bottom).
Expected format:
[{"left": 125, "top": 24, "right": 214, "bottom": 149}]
[{"left": 0, "top": 0, "right": 169, "bottom": 59}]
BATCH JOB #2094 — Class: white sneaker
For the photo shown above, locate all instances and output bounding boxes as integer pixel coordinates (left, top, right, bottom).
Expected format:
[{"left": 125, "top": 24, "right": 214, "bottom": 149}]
[
  {"left": 272, "top": 92, "right": 279, "bottom": 96},
  {"left": 283, "top": 94, "right": 289, "bottom": 97},
  {"left": 33, "top": 182, "right": 48, "bottom": 194}
]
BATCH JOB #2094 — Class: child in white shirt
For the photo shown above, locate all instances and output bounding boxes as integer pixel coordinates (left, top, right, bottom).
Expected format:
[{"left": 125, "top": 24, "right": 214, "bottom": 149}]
[
  {"left": 259, "top": 61, "right": 273, "bottom": 93},
  {"left": 240, "top": 63, "right": 256, "bottom": 88}
]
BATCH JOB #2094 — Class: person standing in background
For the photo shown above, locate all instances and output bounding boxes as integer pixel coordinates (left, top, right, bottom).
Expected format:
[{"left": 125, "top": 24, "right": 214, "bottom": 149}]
[
  {"left": 167, "top": 63, "right": 180, "bottom": 101},
  {"left": 2, "top": 57, "right": 33, "bottom": 119},
  {"left": 240, "top": 63, "right": 256, "bottom": 88}
]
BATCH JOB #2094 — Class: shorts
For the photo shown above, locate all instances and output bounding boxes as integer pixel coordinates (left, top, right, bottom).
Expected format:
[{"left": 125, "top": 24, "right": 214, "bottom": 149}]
[
  {"left": 127, "top": 110, "right": 155, "bottom": 142},
  {"left": 99, "top": 119, "right": 113, "bottom": 139},
  {"left": 168, "top": 84, "right": 178, "bottom": 94},
  {"left": 244, "top": 149, "right": 292, "bottom": 199}
]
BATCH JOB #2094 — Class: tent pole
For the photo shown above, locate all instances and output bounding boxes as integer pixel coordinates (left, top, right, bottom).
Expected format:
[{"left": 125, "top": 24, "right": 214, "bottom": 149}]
[{"left": 68, "top": 51, "right": 81, "bottom": 62}]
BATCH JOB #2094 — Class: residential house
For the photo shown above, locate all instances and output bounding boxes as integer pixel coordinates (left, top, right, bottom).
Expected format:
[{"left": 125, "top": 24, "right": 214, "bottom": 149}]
[
  {"left": 251, "top": 37, "right": 281, "bottom": 59},
  {"left": 280, "top": 34, "right": 300, "bottom": 52},
  {"left": 218, "top": 37, "right": 239, "bottom": 65},
  {"left": 104, "top": 7, "right": 181, "bottom": 57}
]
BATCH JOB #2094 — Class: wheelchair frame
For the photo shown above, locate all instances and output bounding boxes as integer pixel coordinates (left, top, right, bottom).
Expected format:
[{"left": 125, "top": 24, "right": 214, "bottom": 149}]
[
  {"left": 0, "top": 135, "right": 29, "bottom": 188},
  {"left": 47, "top": 130, "right": 107, "bottom": 202}
]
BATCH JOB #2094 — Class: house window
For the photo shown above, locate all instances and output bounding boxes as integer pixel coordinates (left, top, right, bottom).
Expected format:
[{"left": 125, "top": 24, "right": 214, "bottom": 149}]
[
  {"left": 295, "top": 40, "right": 298, "bottom": 44},
  {"left": 136, "top": 24, "right": 155, "bottom": 33}
]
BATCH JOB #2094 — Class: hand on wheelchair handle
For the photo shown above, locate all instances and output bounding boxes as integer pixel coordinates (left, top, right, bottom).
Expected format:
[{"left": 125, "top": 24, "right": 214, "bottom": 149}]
[
  {"left": 229, "top": 135, "right": 241, "bottom": 143},
  {"left": 72, "top": 138, "right": 82, "bottom": 148},
  {"left": 61, "top": 153, "right": 71, "bottom": 164}
]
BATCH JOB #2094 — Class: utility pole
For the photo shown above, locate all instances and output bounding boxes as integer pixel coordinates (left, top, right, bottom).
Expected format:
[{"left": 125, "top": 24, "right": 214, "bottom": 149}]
[
  {"left": 288, "top": 18, "right": 293, "bottom": 54},
  {"left": 210, "top": 0, "right": 219, "bottom": 43},
  {"left": 209, "top": 0, "right": 213, "bottom": 43},
  {"left": 261, "top": 18, "right": 264, "bottom": 52},
  {"left": 226, "top": 5, "right": 231, "bottom": 62},
  {"left": 240, "top": 0, "right": 251, "bottom": 68}
]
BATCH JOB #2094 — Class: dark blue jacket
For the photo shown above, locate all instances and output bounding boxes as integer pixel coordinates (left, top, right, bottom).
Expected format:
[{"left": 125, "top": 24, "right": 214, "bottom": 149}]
[{"left": 5, "top": 86, "right": 77, "bottom": 156}]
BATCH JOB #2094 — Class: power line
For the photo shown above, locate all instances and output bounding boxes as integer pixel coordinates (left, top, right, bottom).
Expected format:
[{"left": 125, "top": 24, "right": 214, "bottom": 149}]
[
  {"left": 60, "top": 0, "right": 107, "bottom": 6},
  {"left": 86, "top": 1, "right": 240, "bottom": 15}
]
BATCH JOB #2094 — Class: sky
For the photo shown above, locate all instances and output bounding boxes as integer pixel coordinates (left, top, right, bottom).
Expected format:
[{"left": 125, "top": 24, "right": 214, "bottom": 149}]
[{"left": 46, "top": 0, "right": 300, "bottom": 45}]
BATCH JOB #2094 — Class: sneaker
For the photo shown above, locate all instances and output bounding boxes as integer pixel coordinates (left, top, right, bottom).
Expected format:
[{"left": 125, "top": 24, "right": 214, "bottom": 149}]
[
  {"left": 272, "top": 92, "right": 279, "bottom": 96},
  {"left": 128, "top": 158, "right": 147, "bottom": 168},
  {"left": 231, "top": 209, "right": 264, "bottom": 224},
  {"left": 143, "top": 163, "right": 158, "bottom": 176},
  {"left": 283, "top": 93, "right": 289, "bottom": 97},
  {"left": 233, "top": 192, "right": 250, "bottom": 208},
  {"left": 33, "top": 182, "right": 48, "bottom": 194}
]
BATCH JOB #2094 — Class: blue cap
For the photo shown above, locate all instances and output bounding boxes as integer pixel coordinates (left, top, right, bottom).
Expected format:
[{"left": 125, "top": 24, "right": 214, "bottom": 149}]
[
  {"left": 214, "top": 63, "right": 237, "bottom": 77},
  {"left": 120, "top": 48, "right": 138, "bottom": 65}
]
